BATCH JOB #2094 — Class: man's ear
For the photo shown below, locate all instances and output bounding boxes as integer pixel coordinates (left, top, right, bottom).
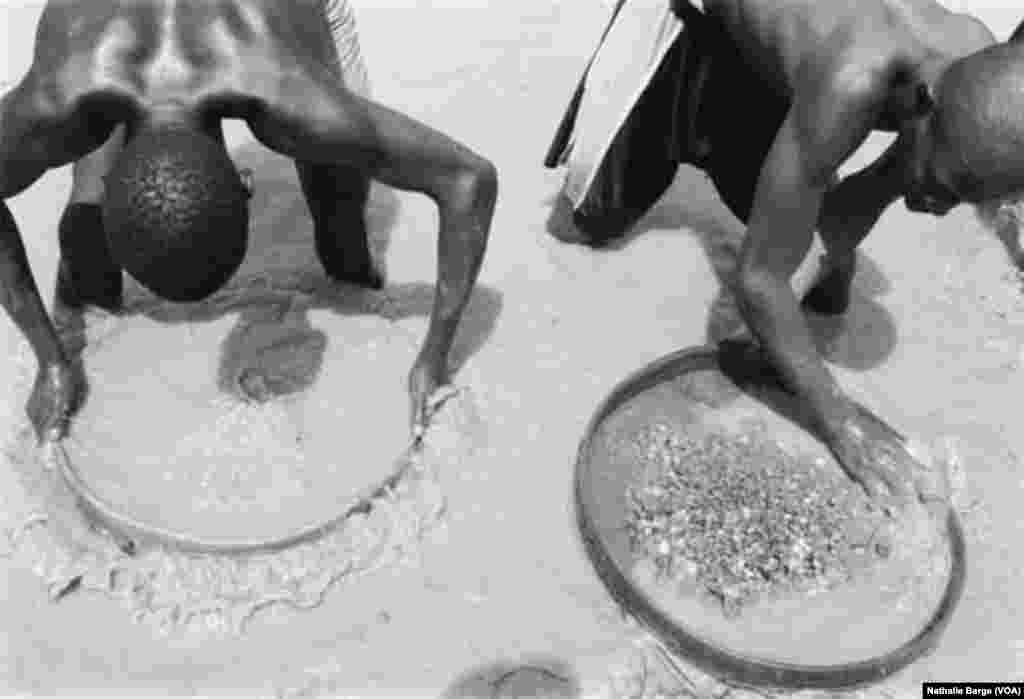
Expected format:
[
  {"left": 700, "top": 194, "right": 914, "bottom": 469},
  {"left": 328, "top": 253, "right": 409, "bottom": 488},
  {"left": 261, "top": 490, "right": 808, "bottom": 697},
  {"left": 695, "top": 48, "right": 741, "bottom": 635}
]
[
  {"left": 885, "top": 78, "right": 935, "bottom": 124},
  {"left": 1011, "top": 18, "right": 1024, "bottom": 42}
]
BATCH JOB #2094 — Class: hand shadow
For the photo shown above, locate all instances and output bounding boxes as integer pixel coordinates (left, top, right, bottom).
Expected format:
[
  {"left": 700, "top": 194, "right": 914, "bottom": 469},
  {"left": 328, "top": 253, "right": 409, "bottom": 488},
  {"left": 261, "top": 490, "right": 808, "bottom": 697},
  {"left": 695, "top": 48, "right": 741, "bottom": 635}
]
[
  {"left": 544, "top": 166, "right": 899, "bottom": 372},
  {"left": 60, "top": 136, "right": 502, "bottom": 406}
]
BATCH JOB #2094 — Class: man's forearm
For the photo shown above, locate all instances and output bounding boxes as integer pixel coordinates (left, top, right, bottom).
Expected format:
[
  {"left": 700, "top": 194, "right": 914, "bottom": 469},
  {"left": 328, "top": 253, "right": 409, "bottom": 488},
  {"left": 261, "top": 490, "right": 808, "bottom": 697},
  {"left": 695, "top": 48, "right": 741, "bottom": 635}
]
[
  {"left": 0, "top": 201, "right": 64, "bottom": 366},
  {"left": 419, "top": 165, "right": 497, "bottom": 366},
  {"left": 737, "top": 271, "right": 854, "bottom": 435}
]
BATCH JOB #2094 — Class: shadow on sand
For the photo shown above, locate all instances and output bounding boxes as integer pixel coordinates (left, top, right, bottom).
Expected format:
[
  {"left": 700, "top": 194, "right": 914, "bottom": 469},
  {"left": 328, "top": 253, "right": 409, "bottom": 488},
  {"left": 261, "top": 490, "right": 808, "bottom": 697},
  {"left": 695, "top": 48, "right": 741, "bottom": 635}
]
[
  {"left": 441, "top": 656, "right": 581, "bottom": 699},
  {"left": 543, "top": 166, "right": 899, "bottom": 374}
]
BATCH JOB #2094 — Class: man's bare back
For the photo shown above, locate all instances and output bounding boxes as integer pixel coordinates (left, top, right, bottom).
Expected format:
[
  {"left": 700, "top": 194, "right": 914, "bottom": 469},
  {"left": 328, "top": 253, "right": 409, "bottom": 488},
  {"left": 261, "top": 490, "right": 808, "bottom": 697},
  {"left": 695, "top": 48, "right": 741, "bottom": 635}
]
[
  {"left": 26, "top": 0, "right": 359, "bottom": 136},
  {"left": 704, "top": 0, "right": 993, "bottom": 103},
  {"left": 0, "top": 0, "right": 498, "bottom": 443}
]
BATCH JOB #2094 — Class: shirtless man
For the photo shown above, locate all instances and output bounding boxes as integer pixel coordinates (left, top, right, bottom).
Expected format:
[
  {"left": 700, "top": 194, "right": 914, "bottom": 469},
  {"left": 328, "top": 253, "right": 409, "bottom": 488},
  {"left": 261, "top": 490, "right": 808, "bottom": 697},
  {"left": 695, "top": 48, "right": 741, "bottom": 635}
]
[
  {"left": 694, "top": 0, "right": 1022, "bottom": 499},
  {"left": 551, "top": 0, "right": 1021, "bottom": 499},
  {"left": 0, "top": 0, "right": 498, "bottom": 443}
]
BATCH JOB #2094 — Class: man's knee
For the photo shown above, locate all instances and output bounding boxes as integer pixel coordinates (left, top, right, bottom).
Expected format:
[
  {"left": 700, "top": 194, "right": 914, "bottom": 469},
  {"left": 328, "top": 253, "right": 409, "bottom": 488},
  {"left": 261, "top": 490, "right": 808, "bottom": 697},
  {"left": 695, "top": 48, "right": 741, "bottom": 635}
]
[
  {"left": 56, "top": 203, "right": 123, "bottom": 310},
  {"left": 298, "top": 161, "right": 368, "bottom": 213}
]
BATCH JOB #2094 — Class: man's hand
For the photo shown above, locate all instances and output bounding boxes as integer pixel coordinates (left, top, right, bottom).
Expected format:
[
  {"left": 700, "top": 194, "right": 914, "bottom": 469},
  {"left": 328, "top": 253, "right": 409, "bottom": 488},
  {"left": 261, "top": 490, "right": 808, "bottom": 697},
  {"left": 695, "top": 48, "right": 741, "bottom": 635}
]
[
  {"left": 407, "top": 357, "right": 447, "bottom": 440},
  {"left": 27, "top": 361, "right": 84, "bottom": 443},
  {"left": 826, "top": 410, "right": 918, "bottom": 499}
]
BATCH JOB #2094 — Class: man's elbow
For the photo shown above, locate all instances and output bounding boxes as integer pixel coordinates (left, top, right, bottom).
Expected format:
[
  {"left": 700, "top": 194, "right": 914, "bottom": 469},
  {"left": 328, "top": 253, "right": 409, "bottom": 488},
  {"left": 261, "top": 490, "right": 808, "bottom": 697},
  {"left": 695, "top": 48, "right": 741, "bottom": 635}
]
[
  {"left": 450, "top": 154, "right": 498, "bottom": 216},
  {"left": 736, "top": 260, "right": 762, "bottom": 303}
]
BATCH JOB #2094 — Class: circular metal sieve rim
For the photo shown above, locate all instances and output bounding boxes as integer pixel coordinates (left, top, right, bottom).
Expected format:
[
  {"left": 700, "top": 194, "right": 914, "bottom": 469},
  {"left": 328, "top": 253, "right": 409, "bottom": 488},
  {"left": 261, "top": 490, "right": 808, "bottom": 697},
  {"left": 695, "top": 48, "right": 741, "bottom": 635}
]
[
  {"left": 574, "top": 345, "right": 966, "bottom": 691},
  {"left": 54, "top": 438, "right": 419, "bottom": 555},
  {"left": 48, "top": 286, "right": 424, "bottom": 556}
]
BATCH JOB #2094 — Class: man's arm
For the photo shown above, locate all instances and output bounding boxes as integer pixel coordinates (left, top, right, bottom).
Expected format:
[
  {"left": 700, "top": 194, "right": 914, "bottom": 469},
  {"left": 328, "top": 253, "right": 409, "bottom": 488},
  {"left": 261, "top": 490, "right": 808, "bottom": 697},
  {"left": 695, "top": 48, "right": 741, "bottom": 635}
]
[
  {"left": 0, "top": 82, "right": 85, "bottom": 440},
  {"left": 248, "top": 76, "right": 497, "bottom": 433},
  {"left": 798, "top": 138, "right": 907, "bottom": 316},
  {"left": 0, "top": 81, "right": 74, "bottom": 365},
  {"left": 736, "top": 110, "right": 849, "bottom": 431},
  {"left": 0, "top": 202, "right": 64, "bottom": 368},
  {"left": 735, "top": 63, "right": 914, "bottom": 495}
]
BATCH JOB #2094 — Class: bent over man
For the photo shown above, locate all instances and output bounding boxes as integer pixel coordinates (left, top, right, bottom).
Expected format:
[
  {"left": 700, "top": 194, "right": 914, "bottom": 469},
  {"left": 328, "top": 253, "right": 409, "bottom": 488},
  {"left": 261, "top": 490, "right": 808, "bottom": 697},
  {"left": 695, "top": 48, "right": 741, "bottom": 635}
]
[
  {"left": 548, "top": 0, "right": 1021, "bottom": 498},
  {"left": 0, "top": 0, "right": 498, "bottom": 442}
]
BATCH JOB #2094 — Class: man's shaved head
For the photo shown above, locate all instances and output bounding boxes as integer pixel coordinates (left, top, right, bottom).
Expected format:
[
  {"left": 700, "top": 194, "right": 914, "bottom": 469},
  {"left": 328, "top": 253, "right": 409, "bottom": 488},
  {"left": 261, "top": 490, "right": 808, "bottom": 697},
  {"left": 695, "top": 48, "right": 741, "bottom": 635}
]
[
  {"left": 934, "top": 42, "right": 1024, "bottom": 197},
  {"left": 102, "top": 123, "right": 249, "bottom": 303}
]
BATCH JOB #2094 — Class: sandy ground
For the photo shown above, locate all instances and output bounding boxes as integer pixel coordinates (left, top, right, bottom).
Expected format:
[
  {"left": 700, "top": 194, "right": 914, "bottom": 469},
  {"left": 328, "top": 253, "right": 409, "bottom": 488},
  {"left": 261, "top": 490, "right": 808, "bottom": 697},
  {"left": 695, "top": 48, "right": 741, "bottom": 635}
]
[{"left": 1, "top": 0, "right": 1023, "bottom": 695}]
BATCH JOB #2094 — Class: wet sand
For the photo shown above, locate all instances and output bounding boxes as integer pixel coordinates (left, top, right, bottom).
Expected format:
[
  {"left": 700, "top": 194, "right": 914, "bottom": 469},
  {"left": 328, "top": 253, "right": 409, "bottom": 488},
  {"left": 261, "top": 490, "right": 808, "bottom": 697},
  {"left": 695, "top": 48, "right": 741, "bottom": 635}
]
[{"left": 2, "top": 0, "right": 1023, "bottom": 695}]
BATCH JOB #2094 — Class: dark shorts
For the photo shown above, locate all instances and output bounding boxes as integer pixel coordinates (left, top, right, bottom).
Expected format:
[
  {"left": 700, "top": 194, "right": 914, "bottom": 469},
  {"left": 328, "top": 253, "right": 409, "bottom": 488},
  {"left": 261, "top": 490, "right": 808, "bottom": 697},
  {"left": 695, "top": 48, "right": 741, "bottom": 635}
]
[
  {"left": 696, "top": 13, "right": 791, "bottom": 223},
  {"left": 546, "top": 3, "right": 790, "bottom": 237}
]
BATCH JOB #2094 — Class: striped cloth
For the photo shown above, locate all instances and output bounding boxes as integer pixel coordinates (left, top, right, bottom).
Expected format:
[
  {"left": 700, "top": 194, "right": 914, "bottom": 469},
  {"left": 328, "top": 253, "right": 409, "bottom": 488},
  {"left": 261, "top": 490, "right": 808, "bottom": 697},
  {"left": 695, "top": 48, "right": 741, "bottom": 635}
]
[{"left": 559, "top": 0, "right": 684, "bottom": 209}]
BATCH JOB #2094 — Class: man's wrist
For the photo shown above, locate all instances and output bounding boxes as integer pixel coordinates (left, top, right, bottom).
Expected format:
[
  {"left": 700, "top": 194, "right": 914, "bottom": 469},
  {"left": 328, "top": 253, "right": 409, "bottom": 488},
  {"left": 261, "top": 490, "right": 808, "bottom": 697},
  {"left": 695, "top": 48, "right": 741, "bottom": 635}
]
[
  {"left": 818, "top": 400, "right": 861, "bottom": 444},
  {"left": 413, "top": 338, "right": 447, "bottom": 373},
  {"left": 26, "top": 320, "right": 69, "bottom": 369},
  {"left": 793, "top": 379, "right": 856, "bottom": 440},
  {"left": 35, "top": 343, "right": 68, "bottom": 370}
]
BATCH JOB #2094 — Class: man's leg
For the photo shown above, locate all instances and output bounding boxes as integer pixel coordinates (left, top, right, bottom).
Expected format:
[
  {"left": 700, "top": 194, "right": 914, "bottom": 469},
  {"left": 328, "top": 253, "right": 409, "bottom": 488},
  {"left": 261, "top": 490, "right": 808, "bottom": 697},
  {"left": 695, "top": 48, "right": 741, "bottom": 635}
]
[
  {"left": 296, "top": 160, "right": 381, "bottom": 288},
  {"left": 800, "top": 215, "right": 859, "bottom": 316},
  {"left": 801, "top": 143, "right": 904, "bottom": 315},
  {"left": 56, "top": 125, "right": 125, "bottom": 313},
  {"left": 297, "top": 0, "right": 379, "bottom": 288}
]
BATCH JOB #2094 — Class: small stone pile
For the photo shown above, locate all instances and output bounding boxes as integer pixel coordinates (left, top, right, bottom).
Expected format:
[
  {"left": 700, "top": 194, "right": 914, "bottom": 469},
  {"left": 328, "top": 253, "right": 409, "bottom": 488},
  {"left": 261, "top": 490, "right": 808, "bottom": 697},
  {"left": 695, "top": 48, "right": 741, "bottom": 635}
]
[{"left": 625, "top": 424, "right": 880, "bottom": 617}]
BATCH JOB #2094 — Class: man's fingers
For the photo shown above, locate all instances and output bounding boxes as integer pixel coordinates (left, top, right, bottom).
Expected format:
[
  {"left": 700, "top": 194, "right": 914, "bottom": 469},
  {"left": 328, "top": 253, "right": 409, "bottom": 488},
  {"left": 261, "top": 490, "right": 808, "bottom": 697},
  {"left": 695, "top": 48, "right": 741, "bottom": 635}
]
[
  {"left": 881, "top": 467, "right": 914, "bottom": 497},
  {"left": 33, "top": 419, "right": 62, "bottom": 445},
  {"left": 861, "top": 437, "right": 915, "bottom": 497},
  {"left": 905, "top": 441, "right": 953, "bottom": 504},
  {"left": 409, "top": 393, "right": 427, "bottom": 440},
  {"left": 41, "top": 410, "right": 68, "bottom": 444},
  {"left": 858, "top": 472, "right": 889, "bottom": 499},
  {"left": 913, "top": 466, "right": 950, "bottom": 505},
  {"left": 28, "top": 407, "right": 49, "bottom": 444},
  {"left": 29, "top": 396, "right": 70, "bottom": 444},
  {"left": 412, "top": 414, "right": 426, "bottom": 441}
]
